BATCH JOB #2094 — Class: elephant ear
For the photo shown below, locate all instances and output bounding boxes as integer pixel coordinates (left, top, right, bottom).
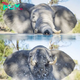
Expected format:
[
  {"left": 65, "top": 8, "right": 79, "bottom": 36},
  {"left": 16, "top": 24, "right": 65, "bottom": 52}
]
[
  {"left": 51, "top": 5, "right": 77, "bottom": 33},
  {"left": 3, "top": 3, "right": 35, "bottom": 33},
  {"left": 3, "top": 50, "right": 32, "bottom": 80},
  {"left": 50, "top": 50, "right": 75, "bottom": 80}
]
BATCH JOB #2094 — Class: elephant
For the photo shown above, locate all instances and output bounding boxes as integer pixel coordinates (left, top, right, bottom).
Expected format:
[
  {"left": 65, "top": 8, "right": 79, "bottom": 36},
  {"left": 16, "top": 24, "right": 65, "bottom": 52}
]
[
  {"left": 3, "top": 3, "right": 77, "bottom": 35},
  {"left": 3, "top": 45, "right": 75, "bottom": 80}
]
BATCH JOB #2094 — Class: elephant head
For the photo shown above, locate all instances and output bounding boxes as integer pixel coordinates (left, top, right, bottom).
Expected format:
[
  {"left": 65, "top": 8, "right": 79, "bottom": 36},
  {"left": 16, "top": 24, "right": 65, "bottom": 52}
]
[
  {"left": 3, "top": 45, "right": 75, "bottom": 80},
  {"left": 28, "top": 46, "right": 57, "bottom": 79},
  {"left": 30, "top": 4, "right": 61, "bottom": 35}
]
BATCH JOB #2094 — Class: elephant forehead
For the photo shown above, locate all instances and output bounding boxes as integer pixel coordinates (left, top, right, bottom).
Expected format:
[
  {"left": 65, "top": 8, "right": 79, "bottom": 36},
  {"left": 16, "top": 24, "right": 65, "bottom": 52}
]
[
  {"left": 30, "top": 47, "right": 51, "bottom": 58},
  {"left": 30, "top": 46, "right": 48, "bottom": 53},
  {"left": 33, "top": 9, "right": 53, "bottom": 15},
  {"left": 36, "top": 53, "right": 48, "bottom": 60},
  {"left": 34, "top": 48, "right": 48, "bottom": 57}
]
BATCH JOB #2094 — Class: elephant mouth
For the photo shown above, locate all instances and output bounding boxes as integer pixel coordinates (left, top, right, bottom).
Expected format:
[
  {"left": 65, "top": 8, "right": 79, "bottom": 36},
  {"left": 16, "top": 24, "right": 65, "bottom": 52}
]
[
  {"left": 34, "top": 26, "right": 53, "bottom": 35},
  {"left": 43, "top": 30, "right": 52, "bottom": 35},
  {"left": 42, "top": 28, "right": 53, "bottom": 35},
  {"left": 39, "top": 24, "right": 53, "bottom": 35}
]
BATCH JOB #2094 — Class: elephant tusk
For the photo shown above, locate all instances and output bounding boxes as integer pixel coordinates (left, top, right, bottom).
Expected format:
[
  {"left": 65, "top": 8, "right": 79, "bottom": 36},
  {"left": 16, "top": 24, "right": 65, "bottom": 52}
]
[
  {"left": 49, "top": 56, "right": 57, "bottom": 65},
  {"left": 54, "top": 30, "right": 61, "bottom": 34},
  {"left": 34, "top": 29, "right": 38, "bottom": 33},
  {"left": 31, "top": 58, "right": 37, "bottom": 66}
]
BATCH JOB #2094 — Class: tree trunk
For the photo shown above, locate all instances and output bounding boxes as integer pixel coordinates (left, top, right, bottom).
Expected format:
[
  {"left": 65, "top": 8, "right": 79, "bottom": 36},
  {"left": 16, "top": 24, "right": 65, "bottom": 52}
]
[
  {"left": 19, "top": 0, "right": 21, "bottom": 3},
  {"left": 16, "top": 40, "right": 19, "bottom": 51}
]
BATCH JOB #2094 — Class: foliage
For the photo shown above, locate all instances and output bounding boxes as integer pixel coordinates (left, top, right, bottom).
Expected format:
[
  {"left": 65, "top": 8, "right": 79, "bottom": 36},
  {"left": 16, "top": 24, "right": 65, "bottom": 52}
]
[
  {"left": 0, "top": 40, "right": 13, "bottom": 65},
  {"left": 62, "top": 70, "right": 80, "bottom": 80},
  {"left": 0, "top": 68, "right": 12, "bottom": 80},
  {"left": 73, "top": 20, "right": 80, "bottom": 33},
  {"left": 74, "top": 59, "right": 78, "bottom": 65},
  {"left": 0, "top": 40, "right": 13, "bottom": 80},
  {"left": 0, "top": 0, "right": 15, "bottom": 24},
  {"left": 0, "top": 12, "right": 4, "bottom": 24},
  {"left": 74, "top": 71, "right": 80, "bottom": 80},
  {"left": 48, "top": 0, "right": 68, "bottom": 5},
  {"left": 0, "top": 40, "right": 13, "bottom": 57},
  {"left": 49, "top": 44, "right": 59, "bottom": 50},
  {"left": 0, "top": 0, "right": 9, "bottom": 11},
  {"left": 0, "top": 0, "right": 8, "bottom": 25},
  {"left": 18, "top": 0, "right": 32, "bottom": 3}
]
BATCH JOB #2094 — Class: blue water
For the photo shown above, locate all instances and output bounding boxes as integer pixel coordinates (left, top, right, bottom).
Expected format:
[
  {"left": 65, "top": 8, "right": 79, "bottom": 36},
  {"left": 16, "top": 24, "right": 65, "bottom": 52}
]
[{"left": 0, "top": 34, "right": 80, "bottom": 64}]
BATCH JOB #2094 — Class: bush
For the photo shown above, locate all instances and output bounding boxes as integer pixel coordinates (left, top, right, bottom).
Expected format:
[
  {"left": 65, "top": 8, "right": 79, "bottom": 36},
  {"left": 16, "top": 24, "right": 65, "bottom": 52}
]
[
  {"left": 74, "top": 70, "right": 80, "bottom": 80},
  {"left": 73, "top": 21, "right": 80, "bottom": 33},
  {"left": 0, "top": 40, "right": 13, "bottom": 65}
]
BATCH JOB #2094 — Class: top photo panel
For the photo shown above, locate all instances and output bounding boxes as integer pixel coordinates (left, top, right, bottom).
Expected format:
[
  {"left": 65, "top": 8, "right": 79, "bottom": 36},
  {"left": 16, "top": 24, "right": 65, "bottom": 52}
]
[{"left": 0, "top": 0, "right": 78, "bottom": 35}]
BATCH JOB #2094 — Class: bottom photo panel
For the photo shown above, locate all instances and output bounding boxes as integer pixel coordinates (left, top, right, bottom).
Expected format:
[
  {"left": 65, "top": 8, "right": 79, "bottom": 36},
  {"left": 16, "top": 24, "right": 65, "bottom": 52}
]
[{"left": 0, "top": 34, "right": 80, "bottom": 80}]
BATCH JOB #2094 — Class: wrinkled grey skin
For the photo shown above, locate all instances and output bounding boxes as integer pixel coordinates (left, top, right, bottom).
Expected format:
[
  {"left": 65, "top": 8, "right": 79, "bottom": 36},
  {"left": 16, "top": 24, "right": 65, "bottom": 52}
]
[
  {"left": 3, "top": 3, "right": 77, "bottom": 35},
  {"left": 30, "top": 4, "right": 61, "bottom": 34},
  {"left": 4, "top": 45, "right": 75, "bottom": 80}
]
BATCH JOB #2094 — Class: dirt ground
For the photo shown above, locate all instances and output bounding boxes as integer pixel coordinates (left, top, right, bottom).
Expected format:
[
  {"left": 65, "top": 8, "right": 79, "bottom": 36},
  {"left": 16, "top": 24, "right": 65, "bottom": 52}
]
[
  {"left": 0, "top": 26, "right": 15, "bottom": 34},
  {"left": 0, "top": 31, "right": 12, "bottom": 34}
]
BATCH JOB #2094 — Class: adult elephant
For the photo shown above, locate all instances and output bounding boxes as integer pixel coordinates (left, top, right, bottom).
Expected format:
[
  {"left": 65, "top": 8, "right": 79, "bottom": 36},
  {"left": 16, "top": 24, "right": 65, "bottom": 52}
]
[
  {"left": 3, "top": 3, "right": 77, "bottom": 35},
  {"left": 4, "top": 45, "right": 75, "bottom": 80}
]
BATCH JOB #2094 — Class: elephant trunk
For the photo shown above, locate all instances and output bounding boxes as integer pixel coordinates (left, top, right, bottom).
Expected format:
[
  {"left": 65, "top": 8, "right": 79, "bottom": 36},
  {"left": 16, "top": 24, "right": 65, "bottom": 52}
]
[
  {"left": 35, "top": 17, "right": 61, "bottom": 35},
  {"left": 42, "top": 18, "right": 61, "bottom": 34},
  {"left": 40, "top": 24, "right": 53, "bottom": 35}
]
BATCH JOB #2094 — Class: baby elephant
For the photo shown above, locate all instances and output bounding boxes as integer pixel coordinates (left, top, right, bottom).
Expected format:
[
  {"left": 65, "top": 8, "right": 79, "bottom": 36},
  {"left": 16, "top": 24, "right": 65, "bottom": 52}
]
[
  {"left": 3, "top": 45, "right": 75, "bottom": 80},
  {"left": 3, "top": 3, "right": 77, "bottom": 35}
]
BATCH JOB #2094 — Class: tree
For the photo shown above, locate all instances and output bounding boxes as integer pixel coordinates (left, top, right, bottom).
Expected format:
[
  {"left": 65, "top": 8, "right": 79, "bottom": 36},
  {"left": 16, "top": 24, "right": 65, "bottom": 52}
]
[
  {"left": 48, "top": 0, "right": 68, "bottom": 6},
  {"left": 0, "top": 0, "right": 9, "bottom": 27},
  {"left": 0, "top": 0, "right": 15, "bottom": 27},
  {"left": 0, "top": 40, "right": 13, "bottom": 57},
  {"left": 73, "top": 20, "right": 80, "bottom": 33},
  {"left": 19, "top": 0, "right": 21, "bottom": 3},
  {"left": 0, "top": 40, "right": 13, "bottom": 65},
  {"left": 18, "top": 0, "right": 32, "bottom": 3}
]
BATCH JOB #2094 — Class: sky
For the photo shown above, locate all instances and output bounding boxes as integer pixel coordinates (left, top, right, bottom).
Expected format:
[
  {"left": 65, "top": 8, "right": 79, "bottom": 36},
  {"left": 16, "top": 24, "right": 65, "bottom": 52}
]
[{"left": 31, "top": 0, "right": 80, "bottom": 20}]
